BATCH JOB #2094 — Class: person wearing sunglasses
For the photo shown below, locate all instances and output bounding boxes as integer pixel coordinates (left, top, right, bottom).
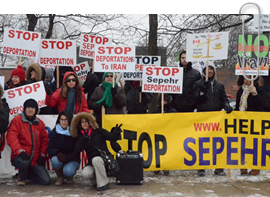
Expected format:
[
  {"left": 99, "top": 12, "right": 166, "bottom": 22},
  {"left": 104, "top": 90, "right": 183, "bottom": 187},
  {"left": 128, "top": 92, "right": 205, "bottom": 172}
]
[
  {"left": 88, "top": 72, "right": 126, "bottom": 126},
  {"left": 48, "top": 110, "right": 80, "bottom": 185},
  {"left": 45, "top": 71, "right": 90, "bottom": 115}
]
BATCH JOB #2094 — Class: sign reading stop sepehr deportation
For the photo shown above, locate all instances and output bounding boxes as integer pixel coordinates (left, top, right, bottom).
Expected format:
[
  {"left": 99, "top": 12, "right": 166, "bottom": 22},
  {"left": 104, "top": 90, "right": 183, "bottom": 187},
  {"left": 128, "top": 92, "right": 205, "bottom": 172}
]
[
  {"left": 142, "top": 67, "right": 183, "bottom": 94},
  {"left": 1, "top": 28, "right": 41, "bottom": 59},
  {"left": 39, "top": 39, "right": 76, "bottom": 67},
  {"left": 123, "top": 56, "right": 161, "bottom": 81},
  {"left": 186, "top": 32, "right": 229, "bottom": 61},
  {"left": 79, "top": 34, "right": 112, "bottom": 59},
  {"left": 94, "top": 45, "right": 136, "bottom": 72},
  {"left": 4, "top": 82, "right": 46, "bottom": 115},
  {"left": 73, "top": 61, "right": 90, "bottom": 86}
]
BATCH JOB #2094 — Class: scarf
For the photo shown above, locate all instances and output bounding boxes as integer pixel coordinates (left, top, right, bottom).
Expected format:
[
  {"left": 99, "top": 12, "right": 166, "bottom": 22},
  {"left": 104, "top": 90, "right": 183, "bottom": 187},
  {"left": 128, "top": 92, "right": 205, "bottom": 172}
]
[
  {"left": 80, "top": 128, "right": 93, "bottom": 137},
  {"left": 56, "top": 123, "right": 71, "bottom": 136},
  {"left": 66, "top": 88, "right": 76, "bottom": 115},
  {"left": 239, "top": 84, "right": 250, "bottom": 111}
]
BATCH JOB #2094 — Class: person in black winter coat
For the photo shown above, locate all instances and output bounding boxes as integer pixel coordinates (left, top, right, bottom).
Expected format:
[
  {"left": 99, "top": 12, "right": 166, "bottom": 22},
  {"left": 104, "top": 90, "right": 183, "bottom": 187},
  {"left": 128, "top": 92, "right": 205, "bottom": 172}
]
[
  {"left": 48, "top": 110, "right": 80, "bottom": 185},
  {"left": 171, "top": 50, "right": 201, "bottom": 112},
  {"left": 125, "top": 80, "right": 153, "bottom": 114},
  {"left": 52, "top": 66, "right": 74, "bottom": 89},
  {"left": 82, "top": 71, "right": 102, "bottom": 104},
  {"left": 70, "top": 112, "right": 122, "bottom": 191},
  {"left": 193, "top": 61, "right": 233, "bottom": 177}
]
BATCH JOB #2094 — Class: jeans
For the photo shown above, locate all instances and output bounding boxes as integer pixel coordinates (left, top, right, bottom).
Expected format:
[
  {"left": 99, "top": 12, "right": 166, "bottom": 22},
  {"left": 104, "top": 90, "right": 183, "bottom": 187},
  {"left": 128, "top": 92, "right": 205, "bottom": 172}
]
[
  {"left": 12, "top": 156, "right": 51, "bottom": 185},
  {"left": 51, "top": 156, "right": 79, "bottom": 177}
]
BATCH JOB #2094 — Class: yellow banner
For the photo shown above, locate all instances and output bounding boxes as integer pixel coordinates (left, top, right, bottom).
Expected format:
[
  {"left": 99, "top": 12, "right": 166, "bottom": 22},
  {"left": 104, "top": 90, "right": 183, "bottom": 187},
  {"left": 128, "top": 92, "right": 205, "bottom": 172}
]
[{"left": 103, "top": 111, "right": 270, "bottom": 171}]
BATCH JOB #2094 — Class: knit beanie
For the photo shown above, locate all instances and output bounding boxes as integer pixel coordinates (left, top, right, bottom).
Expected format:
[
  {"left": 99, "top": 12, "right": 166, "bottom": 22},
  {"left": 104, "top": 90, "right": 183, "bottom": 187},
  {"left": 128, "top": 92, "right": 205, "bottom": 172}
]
[
  {"left": 45, "top": 68, "right": 54, "bottom": 79},
  {"left": 23, "top": 99, "right": 39, "bottom": 115},
  {"left": 11, "top": 65, "right": 25, "bottom": 82}
]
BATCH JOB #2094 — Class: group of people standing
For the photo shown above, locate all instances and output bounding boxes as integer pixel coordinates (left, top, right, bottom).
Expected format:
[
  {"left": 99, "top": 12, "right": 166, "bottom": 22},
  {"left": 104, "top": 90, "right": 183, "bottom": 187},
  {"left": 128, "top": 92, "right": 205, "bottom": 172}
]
[{"left": 1, "top": 48, "right": 270, "bottom": 191}]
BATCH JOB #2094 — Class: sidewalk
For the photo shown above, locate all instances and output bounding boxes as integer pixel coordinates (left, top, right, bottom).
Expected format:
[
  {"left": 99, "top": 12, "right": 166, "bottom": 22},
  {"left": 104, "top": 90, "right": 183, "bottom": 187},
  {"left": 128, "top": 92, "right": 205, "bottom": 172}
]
[{"left": 0, "top": 170, "right": 269, "bottom": 196}]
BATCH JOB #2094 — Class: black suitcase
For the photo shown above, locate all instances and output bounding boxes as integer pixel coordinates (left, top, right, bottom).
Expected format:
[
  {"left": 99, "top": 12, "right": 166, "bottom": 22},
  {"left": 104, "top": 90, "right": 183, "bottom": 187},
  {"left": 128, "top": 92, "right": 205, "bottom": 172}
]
[{"left": 116, "top": 151, "right": 143, "bottom": 185}]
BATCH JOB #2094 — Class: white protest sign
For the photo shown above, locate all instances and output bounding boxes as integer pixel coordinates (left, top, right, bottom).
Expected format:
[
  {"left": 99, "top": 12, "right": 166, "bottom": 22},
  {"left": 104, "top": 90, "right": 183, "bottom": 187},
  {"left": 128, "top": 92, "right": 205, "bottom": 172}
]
[
  {"left": 79, "top": 34, "right": 112, "bottom": 59},
  {"left": 39, "top": 39, "right": 76, "bottom": 67},
  {"left": 4, "top": 81, "right": 46, "bottom": 115},
  {"left": 254, "top": 14, "right": 270, "bottom": 32},
  {"left": 123, "top": 56, "right": 161, "bottom": 81},
  {"left": 95, "top": 45, "right": 136, "bottom": 72},
  {"left": 142, "top": 67, "right": 183, "bottom": 94},
  {"left": 73, "top": 61, "right": 90, "bottom": 86},
  {"left": 0, "top": 76, "right": 5, "bottom": 91},
  {"left": 1, "top": 28, "right": 41, "bottom": 59},
  {"left": 186, "top": 32, "right": 229, "bottom": 61}
]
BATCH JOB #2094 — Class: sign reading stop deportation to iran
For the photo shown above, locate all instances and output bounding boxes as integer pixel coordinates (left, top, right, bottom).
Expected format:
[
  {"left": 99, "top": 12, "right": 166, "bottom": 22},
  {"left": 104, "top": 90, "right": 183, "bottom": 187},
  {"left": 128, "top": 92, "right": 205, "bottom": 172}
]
[
  {"left": 4, "top": 82, "right": 46, "bottom": 115},
  {"left": 142, "top": 67, "right": 183, "bottom": 94},
  {"left": 186, "top": 32, "right": 229, "bottom": 61},
  {"left": 94, "top": 45, "right": 136, "bottom": 72},
  {"left": 39, "top": 39, "right": 77, "bottom": 67},
  {"left": 2, "top": 28, "right": 41, "bottom": 59},
  {"left": 123, "top": 56, "right": 161, "bottom": 80},
  {"left": 79, "top": 34, "right": 112, "bottom": 59}
]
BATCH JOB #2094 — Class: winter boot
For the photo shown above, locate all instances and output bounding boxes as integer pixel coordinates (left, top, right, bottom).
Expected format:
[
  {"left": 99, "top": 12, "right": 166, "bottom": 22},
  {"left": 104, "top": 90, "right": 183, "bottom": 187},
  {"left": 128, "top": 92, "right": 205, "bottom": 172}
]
[
  {"left": 163, "top": 170, "right": 169, "bottom": 176},
  {"left": 214, "top": 169, "right": 226, "bottom": 176},
  {"left": 197, "top": 170, "right": 205, "bottom": 177},
  {"left": 249, "top": 170, "right": 260, "bottom": 176},
  {"left": 66, "top": 176, "right": 74, "bottom": 184},
  {"left": 240, "top": 169, "right": 248, "bottom": 175},
  {"left": 54, "top": 168, "right": 64, "bottom": 186}
]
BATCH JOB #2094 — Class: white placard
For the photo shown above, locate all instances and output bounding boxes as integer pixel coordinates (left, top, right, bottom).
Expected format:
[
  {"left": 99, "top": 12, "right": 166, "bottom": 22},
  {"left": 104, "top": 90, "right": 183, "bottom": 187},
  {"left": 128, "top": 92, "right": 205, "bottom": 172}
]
[
  {"left": 4, "top": 82, "right": 46, "bottom": 115},
  {"left": 254, "top": 14, "right": 270, "bottom": 32},
  {"left": 73, "top": 61, "right": 90, "bottom": 86},
  {"left": 94, "top": 45, "right": 136, "bottom": 72},
  {"left": 123, "top": 56, "right": 161, "bottom": 81},
  {"left": 39, "top": 39, "right": 76, "bottom": 67},
  {"left": 79, "top": 34, "right": 112, "bottom": 59},
  {"left": 186, "top": 32, "right": 229, "bottom": 61},
  {"left": 0, "top": 76, "right": 5, "bottom": 90},
  {"left": 1, "top": 28, "right": 41, "bottom": 59},
  {"left": 142, "top": 67, "right": 183, "bottom": 94}
]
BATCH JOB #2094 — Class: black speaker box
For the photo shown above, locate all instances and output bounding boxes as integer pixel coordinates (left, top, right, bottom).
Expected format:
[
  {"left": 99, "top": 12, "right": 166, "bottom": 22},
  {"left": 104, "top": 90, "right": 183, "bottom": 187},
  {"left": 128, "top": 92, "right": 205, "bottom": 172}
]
[{"left": 116, "top": 151, "right": 144, "bottom": 185}]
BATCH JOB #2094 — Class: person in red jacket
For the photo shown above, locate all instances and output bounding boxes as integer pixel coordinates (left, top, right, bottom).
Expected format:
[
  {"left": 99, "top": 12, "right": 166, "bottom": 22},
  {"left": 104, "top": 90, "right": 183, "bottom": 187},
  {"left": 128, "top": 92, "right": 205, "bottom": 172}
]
[
  {"left": 45, "top": 71, "right": 90, "bottom": 115},
  {"left": 6, "top": 99, "right": 50, "bottom": 186}
]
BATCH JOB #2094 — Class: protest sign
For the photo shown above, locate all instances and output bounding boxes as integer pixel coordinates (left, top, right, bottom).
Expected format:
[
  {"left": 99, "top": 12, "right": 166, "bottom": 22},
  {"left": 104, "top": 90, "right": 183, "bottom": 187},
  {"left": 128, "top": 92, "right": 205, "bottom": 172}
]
[
  {"left": 235, "top": 34, "right": 269, "bottom": 76},
  {"left": 186, "top": 32, "right": 229, "bottom": 61},
  {"left": 39, "top": 39, "right": 76, "bottom": 67},
  {"left": 73, "top": 61, "right": 90, "bottom": 86},
  {"left": 4, "top": 81, "right": 46, "bottom": 115},
  {"left": 142, "top": 66, "right": 183, "bottom": 94},
  {"left": 79, "top": 34, "right": 112, "bottom": 59},
  {"left": 94, "top": 45, "right": 136, "bottom": 72},
  {"left": 0, "top": 76, "right": 5, "bottom": 92},
  {"left": 253, "top": 14, "right": 270, "bottom": 32},
  {"left": 1, "top": 28, "right": 41, "bottom": 59},
  {"left": 123, "top": 56, "right": 161, "bottom": 81}
]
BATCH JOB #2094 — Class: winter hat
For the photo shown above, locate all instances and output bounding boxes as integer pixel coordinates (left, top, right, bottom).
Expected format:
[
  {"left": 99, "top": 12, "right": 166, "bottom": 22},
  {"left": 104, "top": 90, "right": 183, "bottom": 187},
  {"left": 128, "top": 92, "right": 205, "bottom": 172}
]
[
  {"left": 11, "top": 65, "right": 25, "bottom": 82},
  {"left": 45, "top": 68, "right": 54, "bottom": 79},
  {"left": 23, "top": 99, "right": 39, "bottom": 114}
]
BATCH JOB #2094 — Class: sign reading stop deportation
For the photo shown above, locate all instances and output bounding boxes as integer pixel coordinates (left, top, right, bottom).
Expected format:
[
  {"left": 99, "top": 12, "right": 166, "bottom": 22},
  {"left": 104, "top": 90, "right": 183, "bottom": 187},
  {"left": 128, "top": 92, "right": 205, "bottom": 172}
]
[
  {"left": 73, "top": 61, "right": 90, "bottom": 86},
  {"left": 123, "top": 56, "right": 161, "bottom": 81},
  {"left": 79, "top": 34, "right": 112, "bottom": 59},
  {"left": 4, "top": 82, "right": 46, "bottom": 115},
  {"left": 2, "top": 28, "right": 41, "bottom": 59},
  {"left": 39, "top": 39, "right": 76, "bottom": 67},
  {"left": 142, "top": 67, "right": 183, "bottom": 94},
  {"left": 94, "top": 45, "right": 136, "bottom": 72}
]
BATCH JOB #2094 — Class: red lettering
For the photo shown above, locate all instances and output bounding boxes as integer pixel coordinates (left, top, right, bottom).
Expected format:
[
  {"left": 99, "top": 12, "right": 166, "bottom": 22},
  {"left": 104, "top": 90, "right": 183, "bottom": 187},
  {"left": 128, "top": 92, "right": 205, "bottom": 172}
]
[
  {"left": 124, "top": 47, "right": 131, "bottom": 54},
  {"left": 7, "top": 90, "right": 15, "bottom": 99},
  {"left": 107, "top": 47, "right": 114, "bottom": 54},
  {"left": 33, "top": 83, "right": 40, "bottom": 92},
  {"left": 98, "top": 46, "right": 105, "bottom": 54},
  {"left": 66, "top": 41, "right": 72, "bottom": 49},
  {"left": 83, "top": 34, "right": 89, "bottom": 42},
  {"left": 74, "top": 66, "right": 80, "bottom": 72},
  {"left": 172, "top": 68, "right": 179, "bottom": 76},
  {"left": 23, "top": 32, "right": 31, "bottom": 40},
  {"left": 16, "top": 30, "right": 23, "bottom": 39},
  {"left": 103, "top": 37, "right": 109, "bottom": 44},
  {"left": 96, "top": 36, "right": 102, "bottom": 44},
  {"left": 57, "top": 41, "right": 64, "bottom": 49},
  {"left": 42, "top": 40, "right": 48, "bottom": 49},
  {"left": 146, "top": 67, "right": 153, "bottom": 75},
  {"left": 80, "top": 63, "right": 86, "bottom": 70},
  {"left": 8, "top": 29, "right": 15, "bottom": 38},
  {"left": 32, "top": 33, "right": 39, "bottom": 41}
]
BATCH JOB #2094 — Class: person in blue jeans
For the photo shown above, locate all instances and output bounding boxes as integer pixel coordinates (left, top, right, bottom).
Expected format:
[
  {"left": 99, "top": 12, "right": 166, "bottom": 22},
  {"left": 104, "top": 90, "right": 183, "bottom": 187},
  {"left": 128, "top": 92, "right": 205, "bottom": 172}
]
[{"left": 48, "top": 110, "right": 80, "bottom": 186}]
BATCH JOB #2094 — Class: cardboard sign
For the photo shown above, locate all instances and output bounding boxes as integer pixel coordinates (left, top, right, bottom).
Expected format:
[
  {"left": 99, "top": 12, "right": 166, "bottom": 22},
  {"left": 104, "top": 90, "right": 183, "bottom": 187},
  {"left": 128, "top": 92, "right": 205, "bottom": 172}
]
[
  {"left": 253, "top": 14, "right": 270, "bottom": 32},
  {"left": 4, "top": 82, "right": 46, "bottom": 115},
  {"left": 1, "top": 28, "right": 41, "bottom": 59},
  {"left": 186, "top": 32, "right": 229, "bottom": 61},
  {"left": 39, "top": 39, "right": 76, "bottom": 67},
  {"left": 79, "top": 34, "right": 112, "bottom": 59},
  {"left": 142, "top": 67, "right": 183, "bottom": 94},
  {"left": 73, "top": 61, "right": 90, "bottom": 86},
  {"left": 94, "top": 45, "right": 136, "bottom": 72},
  {"left": 123, "top": 56, "right": 161, "bottom": 81},
  {"left": 235, "top": 34, "right": 269, "bottom": 76}
]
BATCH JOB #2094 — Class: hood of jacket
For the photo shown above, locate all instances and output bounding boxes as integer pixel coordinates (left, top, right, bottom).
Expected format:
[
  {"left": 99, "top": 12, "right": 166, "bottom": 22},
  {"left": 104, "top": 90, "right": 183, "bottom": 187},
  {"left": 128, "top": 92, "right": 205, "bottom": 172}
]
[
  {"left": 201, "top": 61, "right": 216, "bottom": 80},
  {"left": 62, "top": 71, "right": 77, "bottom": 84},
  {"left": 70, "top": 112, "right": 99, "bottom": 138},
  {"left": 25, "top": 63, "right": 42, "bottom": 81}
]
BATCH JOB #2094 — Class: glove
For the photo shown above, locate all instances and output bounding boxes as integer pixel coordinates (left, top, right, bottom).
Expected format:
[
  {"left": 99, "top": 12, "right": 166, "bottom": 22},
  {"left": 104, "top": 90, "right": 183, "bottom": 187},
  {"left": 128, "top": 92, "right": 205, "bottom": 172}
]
[
  {"left": 200, "top": 81, "right": 210, "bottom": 93},
  {"left": 18, "top": 152, "right": 30, "bottom": 161},
  {"left": 111, "top": 87, "right": 117, "bottom": 96},
  {"left": 249, "top": 86, "right": 257, "bottom": 96},
  {"left": 225, "top": 105, "right": 233, "bottom": 114},
  {"left": 57, "top": 152, "right": 66, "bottom": 163},
  {"left": 45, "top": 84, "right": 53, "bottom": 95},
  {"left": 86, "top": 72, "right": 99, "bottom": 83},
  {"left": 111, "top": 124, "right": 123, "bottom": 135},
  {"left": 37, "top": 156, "right": 46, "bottom": 165},
  {"left": 75, "top": 134, "right": 89, "bottom": 152}
]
